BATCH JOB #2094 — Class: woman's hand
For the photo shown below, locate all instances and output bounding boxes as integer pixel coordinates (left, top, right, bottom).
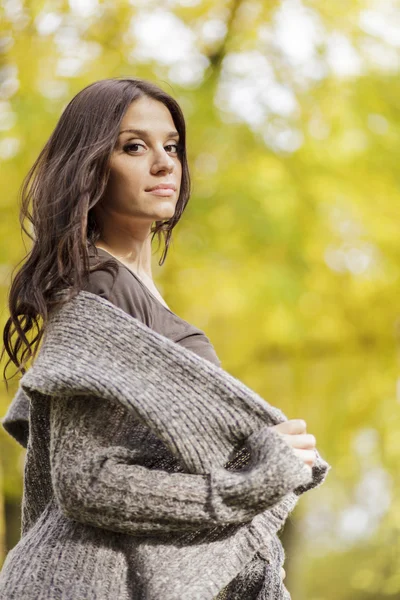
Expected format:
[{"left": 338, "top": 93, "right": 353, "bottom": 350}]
[{"left": 271, "top": 419, "right": 317, "bottom": 470}]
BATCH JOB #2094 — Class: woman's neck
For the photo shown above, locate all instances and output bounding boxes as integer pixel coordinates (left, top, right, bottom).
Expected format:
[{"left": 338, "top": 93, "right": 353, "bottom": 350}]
[{"left": 95, "top": 238, "right": 153, "bottom": 282}]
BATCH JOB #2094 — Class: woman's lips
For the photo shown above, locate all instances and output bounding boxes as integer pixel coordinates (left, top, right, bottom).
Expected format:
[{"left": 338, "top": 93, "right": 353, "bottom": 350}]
[{"left": 146, "top": 189, "right": 175, "bottom": 196}]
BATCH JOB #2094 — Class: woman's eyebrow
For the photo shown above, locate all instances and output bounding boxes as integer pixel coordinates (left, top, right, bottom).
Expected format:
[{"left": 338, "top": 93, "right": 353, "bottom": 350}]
[{"left": 118, "top": 128, "right": 180, "bottom": 139}]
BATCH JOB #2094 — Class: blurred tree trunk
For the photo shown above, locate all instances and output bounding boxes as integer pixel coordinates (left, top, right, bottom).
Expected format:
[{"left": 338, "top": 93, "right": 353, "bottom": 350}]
[{"left": 5, "top": 499, "right": 22, "bottom": 554}]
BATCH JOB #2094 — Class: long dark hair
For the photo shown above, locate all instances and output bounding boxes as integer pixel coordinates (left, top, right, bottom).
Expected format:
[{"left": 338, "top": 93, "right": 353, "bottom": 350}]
[{"left": 1, "top": 77, "right": 191, "bottom": 388}]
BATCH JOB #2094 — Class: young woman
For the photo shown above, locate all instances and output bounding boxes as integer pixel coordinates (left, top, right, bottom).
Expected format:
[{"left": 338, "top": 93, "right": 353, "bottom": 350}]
[{"left": 0, "top": 78, "right": 329, "bottom": 599}]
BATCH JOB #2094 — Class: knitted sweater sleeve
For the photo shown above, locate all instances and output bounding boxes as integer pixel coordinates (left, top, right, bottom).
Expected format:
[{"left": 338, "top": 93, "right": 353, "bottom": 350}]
[{"left": 49, "top": 395, "right": 313, "bottom": 535}]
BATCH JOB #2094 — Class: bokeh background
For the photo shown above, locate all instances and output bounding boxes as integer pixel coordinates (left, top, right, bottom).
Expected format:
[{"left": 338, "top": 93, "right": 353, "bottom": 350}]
[{"left": 1, "top": 0, "right": 400, "bottom": 598}]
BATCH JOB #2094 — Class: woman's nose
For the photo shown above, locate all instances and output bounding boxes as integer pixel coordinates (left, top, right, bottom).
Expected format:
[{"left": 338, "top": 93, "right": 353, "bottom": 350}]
[{"left": 152, "top": 151, "right": 175, "bottom": 173}]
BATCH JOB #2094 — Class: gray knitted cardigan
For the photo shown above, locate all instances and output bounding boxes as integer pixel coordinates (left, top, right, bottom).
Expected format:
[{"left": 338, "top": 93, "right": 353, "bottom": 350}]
[{"left": 0, "top": 290, "right": 330, "bottom": 600}]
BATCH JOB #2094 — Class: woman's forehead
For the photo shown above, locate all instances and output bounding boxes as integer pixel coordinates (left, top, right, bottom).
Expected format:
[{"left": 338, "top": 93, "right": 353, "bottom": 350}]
[{"left": 120, "top": 97, "right": 176, "bottom": 135}]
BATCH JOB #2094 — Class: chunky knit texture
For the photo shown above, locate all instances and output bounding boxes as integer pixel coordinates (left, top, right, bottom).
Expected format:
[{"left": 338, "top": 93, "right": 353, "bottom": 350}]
[{"left": 0, "top": 290, "right": 330, "bottom": 599}]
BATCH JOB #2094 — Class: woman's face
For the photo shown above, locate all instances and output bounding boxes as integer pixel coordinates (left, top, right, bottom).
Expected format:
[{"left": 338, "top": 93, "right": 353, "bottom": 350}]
[{"left": 101, "top": 96, "right": 182, "bottom": 225}]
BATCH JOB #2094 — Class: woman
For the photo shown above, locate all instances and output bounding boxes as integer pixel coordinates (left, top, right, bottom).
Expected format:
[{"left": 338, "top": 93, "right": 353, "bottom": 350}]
[{"left": 0, "top": 77, "right": 329, "bottom": 599}]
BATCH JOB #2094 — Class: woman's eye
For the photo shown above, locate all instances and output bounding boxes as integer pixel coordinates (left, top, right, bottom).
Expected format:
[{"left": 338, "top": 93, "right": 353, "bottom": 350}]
[
  {"left": 165, "top": 144, "right": 179, "bottom": 153},
  {"left": 124, "top": 143, "right": 179, "bottom": 154},
  {"left": 124, "top": 143, "right": 144, "bottom": 153}
]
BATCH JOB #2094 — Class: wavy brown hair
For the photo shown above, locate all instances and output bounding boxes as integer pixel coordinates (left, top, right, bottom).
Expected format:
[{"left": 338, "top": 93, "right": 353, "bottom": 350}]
[{"left": 1, "top": 77, "right": 191, "bottom": 389}]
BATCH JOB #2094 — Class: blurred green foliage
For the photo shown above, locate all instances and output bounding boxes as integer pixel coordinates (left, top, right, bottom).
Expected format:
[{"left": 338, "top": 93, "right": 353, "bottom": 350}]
[{"left": 1, "top": 0, "right": 400, "bottom": 597}]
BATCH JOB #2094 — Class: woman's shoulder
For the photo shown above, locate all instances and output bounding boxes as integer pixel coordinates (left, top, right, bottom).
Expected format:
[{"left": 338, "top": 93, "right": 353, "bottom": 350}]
[{"left": 82, "top": 252, "right": 152, "bottom": 326}]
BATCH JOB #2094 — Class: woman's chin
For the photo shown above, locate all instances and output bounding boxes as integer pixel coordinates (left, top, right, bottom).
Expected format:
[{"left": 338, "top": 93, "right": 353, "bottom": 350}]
[{"left": 152, "top": 201, "right": 177, "bottom": 220}]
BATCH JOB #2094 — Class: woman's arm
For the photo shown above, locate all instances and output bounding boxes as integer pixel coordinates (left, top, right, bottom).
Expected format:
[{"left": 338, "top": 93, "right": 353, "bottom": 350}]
[{"left": 50, "top": 395, "right": 312, "bottom": 536}]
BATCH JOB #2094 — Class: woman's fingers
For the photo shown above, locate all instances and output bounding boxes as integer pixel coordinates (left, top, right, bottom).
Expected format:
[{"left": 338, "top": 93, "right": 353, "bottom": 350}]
[
  {"left": 283, "top": 433, "right": 316, "bottom": 449},
  {"left": 293, "top": 448, "right": 317, "bottom": 466},
  {"left": 273, "top": 427, "right": 316, "bottom": 450},
  {"left": 271, "top": 420, "right": 317, "bottom": 468},
  {"left": 272, "top": 419, "right": 307, "bottom": 435},
  {"left": 280, "top": 567, "right": 286, "bottom": 580}
]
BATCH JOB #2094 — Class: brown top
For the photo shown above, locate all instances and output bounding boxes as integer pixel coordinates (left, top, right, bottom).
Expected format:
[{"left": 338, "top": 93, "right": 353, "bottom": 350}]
[{"left": 83, "top": 247, "right": 221, "bottom": 368}]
